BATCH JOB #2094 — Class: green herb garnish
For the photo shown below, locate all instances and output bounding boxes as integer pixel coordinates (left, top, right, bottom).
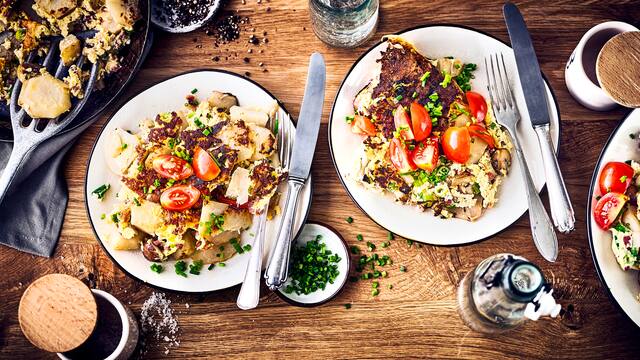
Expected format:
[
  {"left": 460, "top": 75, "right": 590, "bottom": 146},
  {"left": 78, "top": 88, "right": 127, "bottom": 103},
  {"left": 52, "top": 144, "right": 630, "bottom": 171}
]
[
  {"left": 283, "top": 236, "right": 341, "bottom": 295},
  {"left": 346, "top": 216, "right": 354, "bottom": 224},
  {"left": 175, "top": 260, "right": 188, "bottom": 277},
  {"left": 189, "top": 260, "right": 204, "bottom": 275},
  {"left": 357, "top": 234, "right": 363, "bottom": 241},
  {"left": 150, "top": 263, "right": 164, "bottom": 273},
  {"left": 191, "top": 88, "right": 198, "bottom": 94},
  {"left": 454, "top": 63, "right": 477, "bottom": 92},
  {"left": 230, "top": 238, "right": 244, "bottom": 254},
  {"left": 92, "top": 184, "right": 111, "bottom": 200}
]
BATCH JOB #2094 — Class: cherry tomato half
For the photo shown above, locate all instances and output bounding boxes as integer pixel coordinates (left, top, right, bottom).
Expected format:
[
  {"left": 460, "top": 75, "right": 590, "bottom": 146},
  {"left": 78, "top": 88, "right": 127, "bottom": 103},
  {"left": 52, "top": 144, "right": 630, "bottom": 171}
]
[
  {"left": 410, "top": 101, "right": 432, "bottom": 141},
  {"left": 393, "top": 105, "right": 415, "bottom": 140},
  {"left": 598, "top": 161, "right": 634, "bottom": 195},
  {"left": 160, "top": 185, "right": 201, "bottom": 211},
  {"left": 411, "top": 137, "right": 439, "bottom": 172},
  {"left": 192, "top": 147, "right": 221, "bottom": 181},
  {"left": 593, "top": 192, "right": 628, "bottom": 230},
  {"left": 466, "top": 91, "right": 488, "bottom": 123},
  {"left": 468, "top": 124, "right": 495, "bottom": 148},
  {"left": 389, "top": 137, "right": 416, "bottom": 173},
  {"left": 351, "top": 115, "right": 377, "bottom": 136},
  {"left": 152, "top": 154, "right": 193, "bottom": 180},
  {"left": 442, "top": 126, "right": 471, "bottom": 163}
]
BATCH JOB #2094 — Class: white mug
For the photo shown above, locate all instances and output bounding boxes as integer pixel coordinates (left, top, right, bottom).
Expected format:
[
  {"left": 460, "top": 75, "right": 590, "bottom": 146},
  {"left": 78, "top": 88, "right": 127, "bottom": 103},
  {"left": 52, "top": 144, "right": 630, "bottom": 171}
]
[
  {"left": 565, "top": 21, "right": 639, "bottom": 111},
  {"left": 57, "top": 289, "right": 139, "bottom": 360}
]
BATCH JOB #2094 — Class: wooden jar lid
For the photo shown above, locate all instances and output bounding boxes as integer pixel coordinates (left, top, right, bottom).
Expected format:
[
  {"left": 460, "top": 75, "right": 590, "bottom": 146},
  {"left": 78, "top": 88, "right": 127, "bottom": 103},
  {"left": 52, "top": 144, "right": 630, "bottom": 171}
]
[
  {"left": 18, "top": 274, "right": 97, "bottom": 353},
  {"left": 596, "top": 31, "right": 640, "bottom": 108}
]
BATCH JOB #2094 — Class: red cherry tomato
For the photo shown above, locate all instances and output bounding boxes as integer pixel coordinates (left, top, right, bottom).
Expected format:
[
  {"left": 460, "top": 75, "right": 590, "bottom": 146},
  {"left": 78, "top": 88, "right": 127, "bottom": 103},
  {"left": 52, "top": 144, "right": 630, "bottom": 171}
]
[
  {"left": 411, "top": 137, "right": 439, "bottom": 172},
  {"left": 192, "top": 147, "right": 221, "bottom": 181},
  {"left": 389, "top": 137, "right": 416, "bottom": 173},
  {"left": 393, "top": 105, "right": 415, "bottom": 140},
  {"left": 598, "top": 162, "right": 634, "bottom": 195},
  {"left": 410, "top": 101, "right": 432, "bottom": 141},
  {"left": 351, "top": 115, "right": 377, "bottom": 136},
  {"left": 160, "top": 185, "right": 200, "bottom": 211},
  {"left": 593, "top": 192, "right": 628, "bottom": 230},
  {"left": 466, "top": 91, "right": 488, "bottom": 123},
  {"left": 442, "top": 126, "right": 471, "bottom": 163},
  {"left": 468, "top": 124, "right": 495, "bottom": 148},
  {"left": 152, "top": 154, "right": 193, "bottom": 180}
]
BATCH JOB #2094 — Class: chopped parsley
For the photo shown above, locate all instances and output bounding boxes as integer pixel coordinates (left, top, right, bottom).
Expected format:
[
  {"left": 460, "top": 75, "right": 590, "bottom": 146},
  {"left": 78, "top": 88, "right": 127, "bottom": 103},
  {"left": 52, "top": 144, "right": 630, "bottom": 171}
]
[
  {"left": 150, "top": 263, "right": 164, "bottom": 273},
  {"left": 91, "top": 184, "right": 111, "bottom": 200},
  {"left": 189, "top": 260, "right": 204, "bottom": 275},
  {"left": 175, "top": 261, "right": 188, "bottom": 277}
]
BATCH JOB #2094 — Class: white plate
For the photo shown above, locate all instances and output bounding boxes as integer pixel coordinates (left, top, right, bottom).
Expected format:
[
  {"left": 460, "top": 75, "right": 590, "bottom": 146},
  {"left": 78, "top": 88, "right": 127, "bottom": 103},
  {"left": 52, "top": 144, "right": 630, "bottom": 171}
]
[
  {"left": 276, "top": 222, "right": 350, "bottom": 306},
  {"left": 85, "top": 70, "right": 312, "bottom": 293},
  {"left": 329, "top": 25, "right": 560, "bottom": 245},
  {"left": 587, "top": 109, "right": 640, "bottom": 328}
]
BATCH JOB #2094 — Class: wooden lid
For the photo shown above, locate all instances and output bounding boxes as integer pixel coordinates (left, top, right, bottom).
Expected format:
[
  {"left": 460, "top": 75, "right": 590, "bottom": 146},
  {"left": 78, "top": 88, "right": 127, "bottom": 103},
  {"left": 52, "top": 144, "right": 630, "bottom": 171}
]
[
  {"left": 596, "top": 31, "right": 640, "bottom": 108},
  {"left": 18, "top": 274, "right": 97, "bottom": 353}
]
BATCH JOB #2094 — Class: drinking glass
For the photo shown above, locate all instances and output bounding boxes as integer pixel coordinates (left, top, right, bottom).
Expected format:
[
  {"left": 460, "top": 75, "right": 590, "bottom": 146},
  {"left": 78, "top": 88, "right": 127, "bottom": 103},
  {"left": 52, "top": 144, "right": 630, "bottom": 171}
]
[{"left": 309, "top": 0, "right": 379, "bottom": 48}]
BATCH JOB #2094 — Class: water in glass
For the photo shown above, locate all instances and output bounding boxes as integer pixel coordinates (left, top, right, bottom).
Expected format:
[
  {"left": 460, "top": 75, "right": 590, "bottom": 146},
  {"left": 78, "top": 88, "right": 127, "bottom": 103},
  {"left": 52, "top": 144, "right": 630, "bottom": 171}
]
[{"left": 309, "top": 0, "right": 379, "bottom": 48}]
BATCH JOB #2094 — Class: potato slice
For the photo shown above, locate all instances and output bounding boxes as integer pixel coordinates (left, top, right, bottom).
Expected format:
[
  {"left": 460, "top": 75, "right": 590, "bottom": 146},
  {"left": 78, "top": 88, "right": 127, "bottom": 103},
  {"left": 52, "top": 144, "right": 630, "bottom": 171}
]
[
  {"left": 249, "top": 124, "right": 275, "bottom": 161},
  {"left": 130, "top": 200, "right": 164, "bottom": 235},
  {"left": 192, "top": 240, "right": 238, "bottom": 264},
  {"left": 104, "top": 128, "right": 140, "bottom": 176},
  {"left": 18, "top": 73, "right": 71, "bottom": 118},
  {"left": 226, "top": 167, "right": 251, "bottom": 205},
  {"left": 198, "top": 201, "right": 229, "bottom": 239},
  {"left": 105, "top": 0, "right": 138, "bottom": 30},
  {"left": 35, "top": 0, "right": 78, "bottom": 19},
  {"left": 59, "top": 34, "right": 81, "bottom": 66},
  {"left": 230, "top": 105, "right": 269, "bottom": 127}
]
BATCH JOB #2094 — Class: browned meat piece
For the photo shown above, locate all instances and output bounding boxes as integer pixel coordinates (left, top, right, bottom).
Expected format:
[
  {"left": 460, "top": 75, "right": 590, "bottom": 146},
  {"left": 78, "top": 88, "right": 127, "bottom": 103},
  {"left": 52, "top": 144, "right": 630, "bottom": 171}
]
[{"left": 356, "top": 36, "right": 465, "bottom": 138}]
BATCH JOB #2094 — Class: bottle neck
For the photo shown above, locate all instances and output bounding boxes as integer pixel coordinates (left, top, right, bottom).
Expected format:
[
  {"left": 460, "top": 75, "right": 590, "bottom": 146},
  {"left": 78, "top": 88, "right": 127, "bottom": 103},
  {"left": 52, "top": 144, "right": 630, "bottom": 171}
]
[{"left": 502, "top": 260, "right": 544, "bottom": 303}]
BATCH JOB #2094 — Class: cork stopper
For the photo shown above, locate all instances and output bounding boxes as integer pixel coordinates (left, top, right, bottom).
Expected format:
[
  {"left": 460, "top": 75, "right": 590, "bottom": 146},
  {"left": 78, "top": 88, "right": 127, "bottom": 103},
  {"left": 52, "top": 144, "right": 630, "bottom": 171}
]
[
  {"left": 596, "top": 31, "right": 640, "bottom": 108},
  {"left": 18, "top": 274, "right": 97, "bottom": 353}
]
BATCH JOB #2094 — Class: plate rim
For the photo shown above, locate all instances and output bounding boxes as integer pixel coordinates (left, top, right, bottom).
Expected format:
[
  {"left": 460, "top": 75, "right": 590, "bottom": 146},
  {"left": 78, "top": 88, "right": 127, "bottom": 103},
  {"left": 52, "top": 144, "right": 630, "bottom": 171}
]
[
  {"left": 586, "top": 108, "right": 638, "bottom": 328},
  {"left": 83, "top": 68, "right": 313, "bottom": 294},
  {"left": 327, "top": 23, "right": 562, "bottom": 246}
]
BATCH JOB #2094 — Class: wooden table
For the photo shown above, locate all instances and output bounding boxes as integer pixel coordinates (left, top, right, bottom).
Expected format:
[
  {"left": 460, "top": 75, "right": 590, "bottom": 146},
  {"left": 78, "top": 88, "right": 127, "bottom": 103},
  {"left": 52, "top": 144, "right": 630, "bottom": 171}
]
[{"left": 2, "top": 0, "right": 639, "bottom": 358}]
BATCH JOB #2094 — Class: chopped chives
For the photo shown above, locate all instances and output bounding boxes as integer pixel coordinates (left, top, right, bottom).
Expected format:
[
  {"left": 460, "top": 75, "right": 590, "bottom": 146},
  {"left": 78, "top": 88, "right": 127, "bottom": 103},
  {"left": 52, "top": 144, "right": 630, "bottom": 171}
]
[
  {"left": 346, "top": 216, "right": 354, "bottom": 224},
  {"left": 357, "top": 234, "right": 363, "bottom": 241},
  {"left": 395, "top": 95, "right": 403, "bottom": 101},
  {"left": 150, "top": 263, "right": 163, "bottom": 273},
  {"left": 191, "top": 88, "right": 198, "bottom": 94},
  {"left": 371, "top": 289, "right": 380, "bottom": 296},
  {"left": 208, "top": 264, "right": 214, "bottom": 270},
  {"left": 400, "top": 265, "right": 407, "bottom": 272},
  {"left": 387, "top": 232, "right": 394, "bottom": 240},
  {"left": 345, "top": 303, "right": 352, "bottom": 309}
]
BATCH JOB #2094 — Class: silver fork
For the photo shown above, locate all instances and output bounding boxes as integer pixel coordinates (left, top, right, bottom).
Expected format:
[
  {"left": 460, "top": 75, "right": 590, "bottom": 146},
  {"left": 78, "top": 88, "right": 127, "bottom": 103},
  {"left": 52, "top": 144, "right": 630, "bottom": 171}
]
[
  {"left": 0, "top": 36, "right": 99, "bottom": 204},
  {"left": 485, "top": 53, "right": 558, "bottom": 262},
  {"left": 237, "top": 107, "right": 293, "bottom": 309}
]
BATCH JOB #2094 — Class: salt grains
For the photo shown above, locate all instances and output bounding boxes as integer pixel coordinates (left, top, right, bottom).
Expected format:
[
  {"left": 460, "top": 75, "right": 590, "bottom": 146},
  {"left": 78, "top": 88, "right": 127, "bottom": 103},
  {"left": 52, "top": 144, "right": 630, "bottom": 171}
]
[{"left": 139, "top": 292, "right": 180, "bottom": 356}]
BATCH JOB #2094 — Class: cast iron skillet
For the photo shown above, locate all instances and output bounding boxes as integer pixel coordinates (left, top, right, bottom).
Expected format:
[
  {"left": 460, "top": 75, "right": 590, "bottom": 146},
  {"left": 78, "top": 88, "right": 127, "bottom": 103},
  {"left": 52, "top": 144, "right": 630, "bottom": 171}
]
[{"left": 0, "top": 0, "right": 152, "bottom": 142}]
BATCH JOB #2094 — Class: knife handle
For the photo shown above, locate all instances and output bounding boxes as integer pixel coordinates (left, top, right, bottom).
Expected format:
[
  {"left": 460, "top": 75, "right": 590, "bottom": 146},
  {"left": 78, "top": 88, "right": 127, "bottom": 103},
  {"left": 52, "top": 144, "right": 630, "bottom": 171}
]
[
  {"left": 534, "top": 124, "right": 575, "bottom": 233},
  {"left": 264, "top": 178, "right": 304, "bottom": 290}
]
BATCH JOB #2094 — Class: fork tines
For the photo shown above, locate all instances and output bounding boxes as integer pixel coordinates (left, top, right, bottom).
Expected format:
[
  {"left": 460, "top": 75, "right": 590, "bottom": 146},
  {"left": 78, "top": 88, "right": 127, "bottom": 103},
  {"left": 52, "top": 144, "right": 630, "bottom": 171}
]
[{"left": 484, "top": 53, "right": 517, "bottom": 113}]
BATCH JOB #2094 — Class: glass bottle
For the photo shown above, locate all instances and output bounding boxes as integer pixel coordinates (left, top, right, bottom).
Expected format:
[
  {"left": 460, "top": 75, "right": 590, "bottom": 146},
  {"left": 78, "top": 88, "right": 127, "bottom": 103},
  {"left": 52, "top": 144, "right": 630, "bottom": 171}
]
[
  {"left": 457, "top": 253, "right": 560, "bottom": 333},
  {"left": 308, "top": 0, "right": 379, "bottom": 48}
]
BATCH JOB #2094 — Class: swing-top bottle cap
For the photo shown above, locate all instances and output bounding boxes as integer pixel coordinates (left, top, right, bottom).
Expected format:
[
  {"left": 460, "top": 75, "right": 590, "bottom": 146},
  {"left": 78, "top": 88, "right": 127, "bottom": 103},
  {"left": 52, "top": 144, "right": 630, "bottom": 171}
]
[{"left": 502, "top": 260, "right": 544, "bottom": 302}]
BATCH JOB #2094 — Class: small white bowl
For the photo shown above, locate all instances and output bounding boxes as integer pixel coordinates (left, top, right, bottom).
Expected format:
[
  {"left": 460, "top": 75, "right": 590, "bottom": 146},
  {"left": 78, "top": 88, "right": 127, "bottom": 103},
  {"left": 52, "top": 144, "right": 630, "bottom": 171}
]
[
  {"left": 565, "top": 21, "right": 639, "bottom": 111},
  {"left": 58, "top": 289, "right": 139, "bottom": 360},
  {"left": 276, "top": 222, "right": 351, "bottom": 307}
]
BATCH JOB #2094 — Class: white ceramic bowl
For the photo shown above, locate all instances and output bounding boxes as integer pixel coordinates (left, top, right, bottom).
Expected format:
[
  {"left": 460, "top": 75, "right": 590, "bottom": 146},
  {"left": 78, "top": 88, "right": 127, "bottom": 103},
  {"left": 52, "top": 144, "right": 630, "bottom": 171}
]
[
  {"left": 587, "top": 109, "right": 640, "bottom": 328},
  {"left": 276, "top": 222, "right": 350, "bottom": 306},
  {"left": 85, "top": 70, "right": 312, "bottom": 293},
  {"left": 329, "top": 25, "right": 560, "bottom": 245}
]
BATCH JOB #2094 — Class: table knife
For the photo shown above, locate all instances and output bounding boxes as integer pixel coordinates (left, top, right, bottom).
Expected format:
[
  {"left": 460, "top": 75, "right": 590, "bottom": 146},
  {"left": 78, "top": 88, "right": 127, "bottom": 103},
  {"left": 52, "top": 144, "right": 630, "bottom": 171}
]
[
  {"left": 503, "top": 2, "right": 575, "bottom": 233},
  {"left": 264, "top": 52, "right": 326, "bottom": 290}
]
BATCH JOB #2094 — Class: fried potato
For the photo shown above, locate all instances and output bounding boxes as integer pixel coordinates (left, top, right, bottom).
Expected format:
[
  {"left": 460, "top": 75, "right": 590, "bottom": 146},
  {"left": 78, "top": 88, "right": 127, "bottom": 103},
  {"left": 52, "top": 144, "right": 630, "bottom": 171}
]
[{"left": 18, "top": 73, "right": 71, "bottom": 118}]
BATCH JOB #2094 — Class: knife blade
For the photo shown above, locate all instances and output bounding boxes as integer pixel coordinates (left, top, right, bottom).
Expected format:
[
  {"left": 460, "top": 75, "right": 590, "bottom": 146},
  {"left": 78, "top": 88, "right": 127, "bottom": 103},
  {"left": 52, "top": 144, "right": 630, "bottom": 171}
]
[
  {"left": 264, "top": 53, "right": 326, "bottom": 290},
  {"left": 503, "top": 2, "right": 550, "bottom": 127},
  {"left": 503, "top": 2, "right": 575, "bottom": 234},
  {"left": 288, "top": 52, "right": 326, "bottom": 181}
]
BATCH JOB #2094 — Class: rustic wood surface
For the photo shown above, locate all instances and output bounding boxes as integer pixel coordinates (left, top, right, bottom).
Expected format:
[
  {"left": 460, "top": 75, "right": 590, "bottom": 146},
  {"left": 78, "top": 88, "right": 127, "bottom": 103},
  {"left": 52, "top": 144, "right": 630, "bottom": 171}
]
[
  {"left": 597, "top": 31, "right": 640, "bottom": 108},
  {"left": 2, "top": 0, "right": 640, "bottom": 358}
]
